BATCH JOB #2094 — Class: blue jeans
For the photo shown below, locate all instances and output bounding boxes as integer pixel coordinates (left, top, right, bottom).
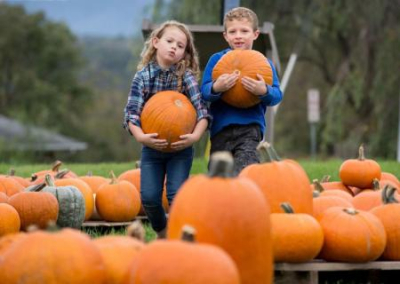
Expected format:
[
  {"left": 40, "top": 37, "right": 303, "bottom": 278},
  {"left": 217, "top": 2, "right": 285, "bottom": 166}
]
[{"left": 140, "top": 146, "right": 194, "bottom": 232}]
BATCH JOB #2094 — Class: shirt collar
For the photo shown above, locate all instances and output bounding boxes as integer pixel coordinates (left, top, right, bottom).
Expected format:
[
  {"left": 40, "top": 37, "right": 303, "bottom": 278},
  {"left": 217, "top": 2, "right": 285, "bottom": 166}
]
[{"left": 149, "top": 61, "right": 177, "bottom": 78}]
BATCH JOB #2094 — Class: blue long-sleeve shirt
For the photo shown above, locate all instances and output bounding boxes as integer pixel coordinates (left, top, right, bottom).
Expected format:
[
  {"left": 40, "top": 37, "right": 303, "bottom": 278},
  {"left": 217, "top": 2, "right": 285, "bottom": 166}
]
[{"left": 201, "top": 48, "right": 282, "bottom": 138}]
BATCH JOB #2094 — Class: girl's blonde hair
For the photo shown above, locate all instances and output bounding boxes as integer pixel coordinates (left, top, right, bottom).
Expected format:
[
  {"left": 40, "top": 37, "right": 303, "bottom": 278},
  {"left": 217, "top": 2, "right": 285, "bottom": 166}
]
[{"left": 138, "top": 20, "right": 200, "bottom": 79}]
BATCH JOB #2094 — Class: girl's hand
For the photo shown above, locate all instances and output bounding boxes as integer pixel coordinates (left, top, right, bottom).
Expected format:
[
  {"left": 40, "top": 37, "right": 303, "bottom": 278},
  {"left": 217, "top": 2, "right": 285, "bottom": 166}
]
[
  {"left": 241, "top": 74, "right": 267, "bottom": 96},
  {"left": 212, "top": 71, "right": 240, "bottom": 93},
  {"left": 140, "top": 133, "right": 168, "bottom": 151},
  {"left": 170, "top": 133, "right": 198, "bottom": 151}
]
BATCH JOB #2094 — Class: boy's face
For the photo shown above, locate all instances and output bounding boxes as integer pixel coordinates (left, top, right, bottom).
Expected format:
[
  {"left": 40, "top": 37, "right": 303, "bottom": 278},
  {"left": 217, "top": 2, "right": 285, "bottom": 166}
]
[{"left": 223, "top": 19, "right": 259, "bottom": 50}]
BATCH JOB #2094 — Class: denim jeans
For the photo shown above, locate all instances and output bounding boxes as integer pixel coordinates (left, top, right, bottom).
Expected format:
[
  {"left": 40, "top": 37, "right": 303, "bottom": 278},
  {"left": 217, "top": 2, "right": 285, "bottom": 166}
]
[
  {"left": 210, "top": 124, "right": 262, "bottom": 176},
  {"left": 140, "top": 146, "right": 194, "bottom": 232}
]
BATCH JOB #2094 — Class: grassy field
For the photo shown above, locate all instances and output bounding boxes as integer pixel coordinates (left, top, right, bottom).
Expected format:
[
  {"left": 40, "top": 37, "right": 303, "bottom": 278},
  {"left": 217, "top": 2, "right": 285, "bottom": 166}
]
[{"left": 1, "top": 157, "right": 399, "bottom": 180}]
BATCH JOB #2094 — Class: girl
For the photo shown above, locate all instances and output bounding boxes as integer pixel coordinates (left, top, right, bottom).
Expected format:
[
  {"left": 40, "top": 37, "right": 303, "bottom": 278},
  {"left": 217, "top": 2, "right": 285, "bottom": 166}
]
[{"left": 123, "top": 21, "right": 210, "bottom": 238}]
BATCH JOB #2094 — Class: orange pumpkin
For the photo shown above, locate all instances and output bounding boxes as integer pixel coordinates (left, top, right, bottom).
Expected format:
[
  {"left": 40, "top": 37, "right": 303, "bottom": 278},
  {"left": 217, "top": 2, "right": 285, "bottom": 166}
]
[
  {"left": 95, "top": 174, "right": 141, "bottom": 222},
  {"left": 8, "top": 191, "right": 59, "bottom": 231},
  {"left": 168, "top": 152, "right": 272, "bottom": 284},
  {"left": 141, "top": 91, "right": 197, "bottom": 152},
  {"left": 240, "top": 141, "right": 313, "bottom": 214},
  {"left": 313, "top": 196, "right": 353, "bottom": 219},
  {"left": 94, "top": 235, "right": 144, "bottom": 283},
  {"left": 0, "top": 229, "right": 106, "bottom": 283},
  {"left": 371, "top": 185, "right": 400, "bottom": 260},
  {"left": 0, "top": 176, "right": 24, "bottom": 197},
  {"left": 318, "top": 207, "right": 386, "bottom": 262},
  {"left": 126, "top": 226, "right": 240, "bottom": 284},
  {"left": 0, "top": 192, "right": 8, "bottom": 203},
  {"left": 79, "top": 173, "right": 109, "bottom": 194},
  {"left": 212, "top": 49, "right": 273, "bottom": 108},
  {"left": 339, "top": 144, "right": 381, "bottom": 189},
  {"left": 0, "top": 203, "right": 21, "bottom": 236},
  {"left": 272, "top": 203, "right": 323, "bottom": 263}
]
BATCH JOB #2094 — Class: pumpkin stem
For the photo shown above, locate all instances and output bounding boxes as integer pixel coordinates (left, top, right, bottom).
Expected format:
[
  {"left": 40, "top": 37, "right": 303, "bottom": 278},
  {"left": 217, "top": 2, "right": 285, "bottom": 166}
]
[
  {"left": 313, "top": 179, "right": 325, "bottom": 193},
  {"left": 52, "top": 160, "right": 63, "bottom": 172},
  {"left": 45, "top": 174, "right": 56, "bottom": 187},
  {"left": 86, "top": 171, "right": 93, "bottom": 176},
  {"left": 208, "top": 152, "right": 234, "bottom": 178},
  {"left": 8, "top": 168, "right": 16, "bottom": 176},
  {"left": 109, "top": 171, "right": 118, "bottom": 184},
  {"left": 382, "top": 184, "right": 399, "bottom": 204},
  {"left": 358, "top": 144, "right": 365, "bottom": 161},
  {"left": 372, "top": 178, "right": 380, "bottom": 191},
  {"left": 256, "top": 141, "right": 281, "bottom": 163},
  {"left": 25, "top": 183, "right": 46, "bottom": 192},
  {"left": 46, "top": 220, "right": 60, "bottom": 232},
  {"left": 343, "top": 208, "right": 359, "bottom": 215},
  {"left": 135, "top": 160, "right": 141, "bottom": 169},
  {"left": 126, "top": 220, "right": 145, "bottom": 242},
  {"left": 181, "top": 225, "right": 196, "bottom": 242},
  {"left": 321, "top": 175, "right": 331, "bottom": 183},
  {"left": 55, "top": 169, "right": 70, "bottom": 179},
  {"left": 280, "top": 202, "right": 295, "bottom": 213}
]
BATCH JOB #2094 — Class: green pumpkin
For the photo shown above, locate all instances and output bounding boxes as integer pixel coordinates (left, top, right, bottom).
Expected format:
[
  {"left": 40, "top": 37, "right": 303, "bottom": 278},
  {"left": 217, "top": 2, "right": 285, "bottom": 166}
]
[{"left": 26, "top": 176, "right": 86, "bottom": 229}]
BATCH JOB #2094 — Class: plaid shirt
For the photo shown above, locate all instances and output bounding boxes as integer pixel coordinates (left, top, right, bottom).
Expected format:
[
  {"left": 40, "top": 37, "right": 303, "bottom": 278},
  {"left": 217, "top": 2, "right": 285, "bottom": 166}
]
[{"left": 123, "top": 61, "right": 211, "bottom": 133}]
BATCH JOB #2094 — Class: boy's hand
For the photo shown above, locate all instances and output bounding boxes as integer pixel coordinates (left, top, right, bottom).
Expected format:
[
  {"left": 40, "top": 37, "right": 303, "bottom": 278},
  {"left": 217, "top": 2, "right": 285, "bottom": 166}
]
[
  {"left": 212, "top": 71, "right": 240, "bottom": 93},
  {"left": 170, "top": 133, "right": 199, "bottom": 151},
  {"left": 139, "top": 133, "right": 168, "bottom": 151},
  {"left": 241, "top": 74, "right": 267, "bottom": 96}
]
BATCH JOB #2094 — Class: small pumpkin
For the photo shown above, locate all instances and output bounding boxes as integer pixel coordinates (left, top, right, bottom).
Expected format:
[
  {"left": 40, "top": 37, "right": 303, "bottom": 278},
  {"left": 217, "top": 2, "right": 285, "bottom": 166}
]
[
  {"left": 141, "top": 91, "right": 197, "bottom": 152},
  {"left": 212, "top": 49, "right": 273, "bottom": 108},
  {"left": 272, "top": 203, "right": 323, "bottom": 263},
  {"left": 339, "top": 144, "right": 381, "bottom": 189},
  {"left": 318, "top": 207, "right": 386, "bottom": 262}
]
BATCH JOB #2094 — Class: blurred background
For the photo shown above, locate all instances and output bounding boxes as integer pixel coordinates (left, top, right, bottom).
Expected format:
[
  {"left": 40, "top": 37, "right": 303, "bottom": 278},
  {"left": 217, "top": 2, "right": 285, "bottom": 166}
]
[{"left": 0, "top": 0, "right": 399, "bottom": 163}]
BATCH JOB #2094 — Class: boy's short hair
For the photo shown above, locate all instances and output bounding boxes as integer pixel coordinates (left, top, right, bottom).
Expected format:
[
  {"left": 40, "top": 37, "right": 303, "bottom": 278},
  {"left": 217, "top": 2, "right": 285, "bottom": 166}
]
[{"left": 223, "top": 7, "right": 259, "bottom": 31}]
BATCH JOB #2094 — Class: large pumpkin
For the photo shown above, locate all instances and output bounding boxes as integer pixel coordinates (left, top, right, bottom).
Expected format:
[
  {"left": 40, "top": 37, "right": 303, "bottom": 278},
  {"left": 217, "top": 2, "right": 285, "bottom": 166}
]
[
  {"left": 0, "top": 229, "right": 106, "bottom": 284},
  {"left": 240, "top": 141, "right": 313, "bottom": 214},
  {"left": 0, "top": 203, "right": 21, "bottom": 236},
  {"left": 167, "top": 152, "right": 272, "bottom": 284},
  {"left": 141, "top": 91, "right": 197, "bottom": 152},
  {"left": 212, "top": 49, "right": 273, "bottom": 108},
  {"left": 127, "top": 226, "right": 240, "bottom": 284}
]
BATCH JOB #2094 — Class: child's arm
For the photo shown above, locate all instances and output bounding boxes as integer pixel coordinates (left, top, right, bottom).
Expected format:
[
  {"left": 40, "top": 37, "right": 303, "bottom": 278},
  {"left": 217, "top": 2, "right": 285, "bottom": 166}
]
[
  {"left": 241, "top": 59, "right": 283, "bottom": 106},
  {"left": 170, "top": 118, "right": 208, "bottom": 151}
]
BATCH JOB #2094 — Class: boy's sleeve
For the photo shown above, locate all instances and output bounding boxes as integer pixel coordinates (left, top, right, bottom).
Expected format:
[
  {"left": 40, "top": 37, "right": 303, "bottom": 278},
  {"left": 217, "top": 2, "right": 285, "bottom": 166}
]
[
  {"left": 259, "top": 59, "right": 283, "bottom": 107},
  {"left": 200, "top": 54, "right": 222, "bottom": 102},
  {"left": 184, "top": 72, "right": 212, "bottom": 123},
  {"left": 123, "top": 73, "right": 145, "bottom": 134}
]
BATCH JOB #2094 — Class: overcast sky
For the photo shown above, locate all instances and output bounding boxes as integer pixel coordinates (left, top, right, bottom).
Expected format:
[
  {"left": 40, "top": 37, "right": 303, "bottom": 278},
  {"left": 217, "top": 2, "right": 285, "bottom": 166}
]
[{"left": 3, "top": 0, "right": 154, "bottom": 37}]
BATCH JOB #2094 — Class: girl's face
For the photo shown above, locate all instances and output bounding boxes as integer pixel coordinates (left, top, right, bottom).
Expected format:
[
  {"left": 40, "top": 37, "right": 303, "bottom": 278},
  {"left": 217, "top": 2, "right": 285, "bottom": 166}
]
[
  {"left": 153, "top": 26, "right": 187, "bottom": 69},
  {"left": 223, "top": 19, "right": 259, "bottom": 50}
]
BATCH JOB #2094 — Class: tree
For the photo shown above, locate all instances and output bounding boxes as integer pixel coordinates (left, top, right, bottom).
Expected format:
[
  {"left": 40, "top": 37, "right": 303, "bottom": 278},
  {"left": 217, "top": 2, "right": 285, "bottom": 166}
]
[{"left": 0, "top": 3, "right": 91, "bottom": 138}]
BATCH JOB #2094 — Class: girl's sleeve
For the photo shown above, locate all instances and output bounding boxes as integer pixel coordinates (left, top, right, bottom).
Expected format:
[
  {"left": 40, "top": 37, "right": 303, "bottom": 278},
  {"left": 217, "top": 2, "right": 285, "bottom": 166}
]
[
  {"left": 123, "top": 73, "right": 145, "bottom": 133},
  {"left": 260, "top": 59, "right": 283, "bottom": 107},
  {"left": 184, "top": 72, "right": 212, "bottom": 123}
]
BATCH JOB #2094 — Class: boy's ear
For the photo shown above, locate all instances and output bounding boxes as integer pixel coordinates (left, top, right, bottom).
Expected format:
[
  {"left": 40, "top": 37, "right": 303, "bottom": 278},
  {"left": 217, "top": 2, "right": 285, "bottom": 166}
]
[{"left": 253, "top": 29, "right": 260, "bottom": 40}]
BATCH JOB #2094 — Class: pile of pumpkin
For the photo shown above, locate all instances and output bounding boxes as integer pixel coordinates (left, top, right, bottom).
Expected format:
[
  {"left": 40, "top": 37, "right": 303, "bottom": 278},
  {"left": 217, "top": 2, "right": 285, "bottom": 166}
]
[{"left": 0, "top": 143, "right": 399, "bottom": 284}]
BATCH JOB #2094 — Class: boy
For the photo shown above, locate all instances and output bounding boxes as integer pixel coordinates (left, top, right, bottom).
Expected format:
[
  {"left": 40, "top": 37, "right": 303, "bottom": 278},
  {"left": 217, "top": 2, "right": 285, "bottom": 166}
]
[{"left": 201, "top": 7, "right": 283, "bottom": 175}]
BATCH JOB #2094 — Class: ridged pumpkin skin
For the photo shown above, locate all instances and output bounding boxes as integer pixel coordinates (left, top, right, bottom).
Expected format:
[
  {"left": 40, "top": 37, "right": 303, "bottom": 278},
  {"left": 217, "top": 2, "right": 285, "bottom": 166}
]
[
  {"left": 8, "top": 191, "right": 59, "bottom": 230},
  {"left": 0, "top": 229, "right": 106, "bottom": 284},
  {"left": 313, "top": 196, "right": 353, "bottom": 219},
  {"left": 0, "top": 192, "right": 8, "bottom": 203},
  {"left": 55, "top": 178, "right": 94, "bottom": 221},
  {"left": 94, "top": 235, "right": 144, "bottom": 284},
  {"left": 212, "top": 49, "right": 273, "bottom": 108},
  {"left": 41, "top": 185, "right": 86, "bottom": 228},
  {"left": 141, "top": 91, "right": 197, "bottom": 152},
  {"left": 96, "top": 180, "right": 140, "bottom": 222},
  {"left": 0, "top": 203, "right": 21, "bottom": 236},
  {"left": 167, "top": 175, "right": 272, "bottom": 284},
  {"left": 126, "top": 239, "right": 240, "bottom": 284},
  {"left": 271, "top": 207, "right": 324, "bottom": 262},
  {"left": 339, "top": 145, "right": 381, "bottom": 189},
  {"left": 0, "top": 177, "right": 24, "bottom": 197},
  {"left": 318, "top": 207, "right": 386, "bottom": 262}
]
